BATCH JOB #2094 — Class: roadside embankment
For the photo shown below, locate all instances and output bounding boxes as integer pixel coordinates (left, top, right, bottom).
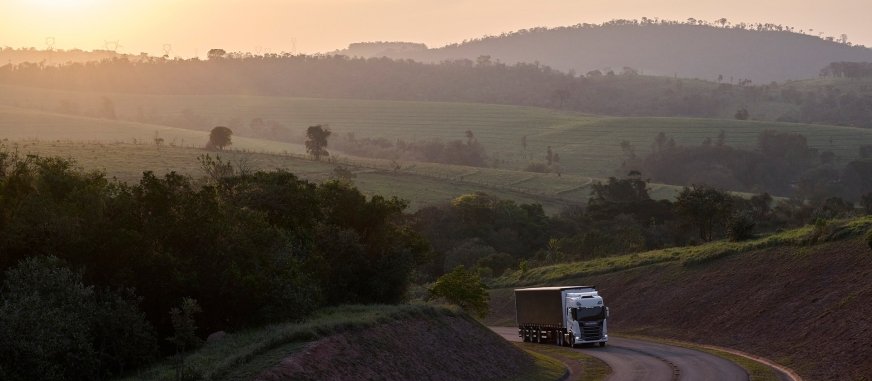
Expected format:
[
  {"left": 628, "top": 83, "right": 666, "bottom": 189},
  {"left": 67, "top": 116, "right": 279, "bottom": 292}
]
[
  {"left": 488, "top": 218, "right": 872, "bottom": 380},
  {"left": 124, "top": 304, "right": 565, "bottom": 381}
]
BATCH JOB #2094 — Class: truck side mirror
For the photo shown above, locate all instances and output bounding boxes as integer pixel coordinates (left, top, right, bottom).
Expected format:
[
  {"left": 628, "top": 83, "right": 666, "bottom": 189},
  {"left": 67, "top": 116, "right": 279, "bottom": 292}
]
[
  {"left": 605, "top": 307, "right": 610, "bottom": 318},
  {"left": 569, "top": 307, "right": 578, "bottom": 320}
]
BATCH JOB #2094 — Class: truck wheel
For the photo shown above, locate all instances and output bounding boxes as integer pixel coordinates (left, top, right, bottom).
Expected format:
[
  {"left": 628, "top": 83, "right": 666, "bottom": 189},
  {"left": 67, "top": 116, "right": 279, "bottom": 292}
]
[{"left": 599, "top": 342, "right": 607, "bottom": 347}]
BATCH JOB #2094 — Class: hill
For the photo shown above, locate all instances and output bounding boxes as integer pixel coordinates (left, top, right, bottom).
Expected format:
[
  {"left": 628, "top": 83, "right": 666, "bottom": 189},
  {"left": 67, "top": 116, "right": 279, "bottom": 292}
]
[
  {"left": 122, "top": 305, "right": 570, "bottom": 381},
  {"left": 336, "top": 20, "right": 872, "bottom": 83},
  {"left": 486, "top": 217, "right": 872, "bottom": 380}
]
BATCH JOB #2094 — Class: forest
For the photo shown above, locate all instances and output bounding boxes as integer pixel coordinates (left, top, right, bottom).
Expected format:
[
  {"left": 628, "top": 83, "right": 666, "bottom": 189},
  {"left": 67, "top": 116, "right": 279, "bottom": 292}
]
[
  {"left": 0, "top": 149, "right": 426, "bottom": 379},
  {"left": 619, "top": 130, "right": 872, "bottom": 201}
]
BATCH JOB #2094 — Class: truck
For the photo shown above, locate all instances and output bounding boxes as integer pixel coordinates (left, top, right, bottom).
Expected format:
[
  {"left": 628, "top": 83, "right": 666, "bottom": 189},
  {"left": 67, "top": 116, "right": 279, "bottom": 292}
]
[{"left": 515, "top": 286, "right": 609, "bottom": 347}]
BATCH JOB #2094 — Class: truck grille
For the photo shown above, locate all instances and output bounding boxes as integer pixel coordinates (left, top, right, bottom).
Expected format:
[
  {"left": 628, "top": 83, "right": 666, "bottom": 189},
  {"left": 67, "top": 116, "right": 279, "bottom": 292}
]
[{"left": 581, "top": 324, "right": 602, "bottom": 341}]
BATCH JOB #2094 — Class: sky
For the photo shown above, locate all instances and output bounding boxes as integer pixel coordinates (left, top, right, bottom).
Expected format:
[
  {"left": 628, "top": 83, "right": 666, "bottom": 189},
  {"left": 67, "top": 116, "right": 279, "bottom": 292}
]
[{"left": 2, "top": 0, "right": 871, "bottom": 58}]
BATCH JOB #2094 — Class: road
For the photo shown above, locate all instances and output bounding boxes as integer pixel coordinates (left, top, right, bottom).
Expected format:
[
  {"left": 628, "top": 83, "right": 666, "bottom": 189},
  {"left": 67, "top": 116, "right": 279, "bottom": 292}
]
[{"left": 490, "top": 327, "right": 755, "bottom": 381}]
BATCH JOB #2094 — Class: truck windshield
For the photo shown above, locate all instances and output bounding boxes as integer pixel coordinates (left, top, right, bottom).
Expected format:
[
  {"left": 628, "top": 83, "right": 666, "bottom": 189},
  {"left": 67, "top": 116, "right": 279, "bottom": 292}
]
[{"left": 576, "top": 306, "right": 605, "bottom": 321}]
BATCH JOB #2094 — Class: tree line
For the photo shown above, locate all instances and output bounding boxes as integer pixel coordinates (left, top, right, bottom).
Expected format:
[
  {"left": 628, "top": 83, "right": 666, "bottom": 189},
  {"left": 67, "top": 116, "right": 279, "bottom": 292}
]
[
  {"left": 2, "top": 54, "right": 870, "bottom": 127},
  {"left": 619, "top": 130, "right": 872, "bottom": 201}
]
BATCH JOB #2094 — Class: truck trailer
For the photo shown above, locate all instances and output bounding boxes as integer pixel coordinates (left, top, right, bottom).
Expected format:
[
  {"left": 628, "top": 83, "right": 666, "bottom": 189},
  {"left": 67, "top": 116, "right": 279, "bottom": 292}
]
[{"left": 515, "top": 286, "right": 609, "bottom": 347}]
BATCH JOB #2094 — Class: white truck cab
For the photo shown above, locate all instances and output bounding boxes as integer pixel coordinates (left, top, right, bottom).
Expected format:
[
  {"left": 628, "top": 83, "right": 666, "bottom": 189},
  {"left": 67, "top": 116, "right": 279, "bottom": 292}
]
[{"left": 564, "top": 290, "right": 609, "bottom": 347}]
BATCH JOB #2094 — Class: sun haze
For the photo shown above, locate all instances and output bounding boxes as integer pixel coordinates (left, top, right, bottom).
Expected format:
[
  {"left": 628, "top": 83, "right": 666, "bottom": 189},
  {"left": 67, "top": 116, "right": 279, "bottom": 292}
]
[{"left": 2, "top": 0, "right": 870, "bottom": 57}]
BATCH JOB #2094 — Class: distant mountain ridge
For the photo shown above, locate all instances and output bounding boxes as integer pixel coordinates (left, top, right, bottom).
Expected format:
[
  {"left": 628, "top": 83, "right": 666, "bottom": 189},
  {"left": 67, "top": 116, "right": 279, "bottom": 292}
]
[{"left": 334, "top": 21, "right": 872, "bottom": 83}]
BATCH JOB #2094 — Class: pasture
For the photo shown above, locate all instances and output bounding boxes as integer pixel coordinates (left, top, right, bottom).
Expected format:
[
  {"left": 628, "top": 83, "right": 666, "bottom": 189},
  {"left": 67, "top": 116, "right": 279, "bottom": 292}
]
[
  {"left": 6, "top": 138, "right": 608, "bottom": 213},
  {"left": 3, "top": 84, "right": 871, "bottom": 180}
]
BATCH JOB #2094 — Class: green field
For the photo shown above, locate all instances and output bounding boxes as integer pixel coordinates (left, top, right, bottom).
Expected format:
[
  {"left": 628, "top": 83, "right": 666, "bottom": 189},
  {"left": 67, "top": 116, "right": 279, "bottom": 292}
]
[
  {"left": 4, "top": 84, "right": 872, "bottom": 180},
  {"left": 13, "top": 134, "right": 679, "bottom": 214},
  {"left": 2, "top": 100, "right": 695, "bottom": 213}
]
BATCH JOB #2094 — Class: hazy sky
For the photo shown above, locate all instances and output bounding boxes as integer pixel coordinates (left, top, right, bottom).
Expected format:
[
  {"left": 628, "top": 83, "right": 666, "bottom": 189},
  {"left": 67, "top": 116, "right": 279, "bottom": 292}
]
[{"left": 2, "top": 0, "right": 871, "bottom": 57}]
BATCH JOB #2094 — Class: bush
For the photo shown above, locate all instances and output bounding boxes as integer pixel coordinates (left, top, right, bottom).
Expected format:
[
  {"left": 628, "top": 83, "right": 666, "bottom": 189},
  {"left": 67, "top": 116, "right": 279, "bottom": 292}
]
[
  {"left": 428, "top": 266, "right": 489, "bottom": 318},
  {"left": 807, "top": 218, "right": 833, "bottom": 245},
  {"left": 727, "top": 212, "right": 756, "bottom": 241}
]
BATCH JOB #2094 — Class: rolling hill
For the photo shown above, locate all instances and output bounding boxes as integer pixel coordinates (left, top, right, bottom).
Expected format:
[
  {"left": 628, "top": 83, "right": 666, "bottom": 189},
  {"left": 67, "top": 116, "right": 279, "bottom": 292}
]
[{"left": 335, "top": 21, "right": 872, "bottom": 83}]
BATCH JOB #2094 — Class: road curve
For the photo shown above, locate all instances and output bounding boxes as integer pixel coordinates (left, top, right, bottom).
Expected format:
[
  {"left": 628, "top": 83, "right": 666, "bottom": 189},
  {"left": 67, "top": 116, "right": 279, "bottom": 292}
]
[{"left": 490, "top": 327, "right": 748, "bottom": 381}]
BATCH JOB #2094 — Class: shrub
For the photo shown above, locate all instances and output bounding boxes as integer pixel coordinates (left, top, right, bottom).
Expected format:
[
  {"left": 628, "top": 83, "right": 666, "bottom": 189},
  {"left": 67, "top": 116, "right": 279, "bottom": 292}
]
[
  {"left": 727, "top": 212, "right": 756, "bottom": 241},
  {"left": 807, "top": 218, "right": 832, "bottom": 244},
  {"left": 429, "top": 266, "right": 489, "bottom": 318}
]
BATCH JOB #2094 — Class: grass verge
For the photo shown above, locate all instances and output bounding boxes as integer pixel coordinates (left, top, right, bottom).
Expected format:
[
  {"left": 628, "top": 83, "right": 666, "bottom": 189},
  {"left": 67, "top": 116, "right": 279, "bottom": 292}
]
[
  {"left": 492, "top": 216, "right": 872, "bottom": 287},
  {"left": 516, "top": 343, "right": 610, "bottom": 381},
  {"left": 509, "top": 348, "right": 569, "bottom": 381}
]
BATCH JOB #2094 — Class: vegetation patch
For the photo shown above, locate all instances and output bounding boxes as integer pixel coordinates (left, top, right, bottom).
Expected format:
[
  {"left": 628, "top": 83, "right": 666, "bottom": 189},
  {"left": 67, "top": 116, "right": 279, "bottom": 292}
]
[{"left": 516, "top": 343, "right": 610, "bottom": 381}]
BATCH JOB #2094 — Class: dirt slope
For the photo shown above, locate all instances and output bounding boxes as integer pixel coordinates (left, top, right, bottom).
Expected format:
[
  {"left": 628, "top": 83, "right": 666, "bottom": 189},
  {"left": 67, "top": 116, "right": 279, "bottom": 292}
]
[
  {"left": 488, "top": 237, "right": 872, "bottom": 380},
  {"left": 255, "top": 312, "right": 536, "bottom": 381}
]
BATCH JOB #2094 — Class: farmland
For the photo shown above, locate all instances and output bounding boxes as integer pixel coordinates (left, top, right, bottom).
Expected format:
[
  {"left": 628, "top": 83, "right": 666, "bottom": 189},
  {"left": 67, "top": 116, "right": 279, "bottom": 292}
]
[
  {"left": 4, "top": 84, "right": 872, "bottom": 180},
  {"left": 1, "top": 101, "right": 690, "bottom": 213}
]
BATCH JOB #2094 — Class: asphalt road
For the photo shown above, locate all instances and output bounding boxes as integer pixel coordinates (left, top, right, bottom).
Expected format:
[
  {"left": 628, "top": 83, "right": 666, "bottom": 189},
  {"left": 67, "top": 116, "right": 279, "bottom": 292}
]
[{"left": 490, "top": 327, "right": 750, "bottom": 381}]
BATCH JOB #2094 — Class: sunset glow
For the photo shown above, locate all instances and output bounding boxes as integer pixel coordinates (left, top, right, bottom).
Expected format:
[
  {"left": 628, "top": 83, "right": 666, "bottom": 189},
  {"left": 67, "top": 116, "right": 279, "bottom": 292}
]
[{"left": 2, "top": 0, "right": 871, "bottom": 57}]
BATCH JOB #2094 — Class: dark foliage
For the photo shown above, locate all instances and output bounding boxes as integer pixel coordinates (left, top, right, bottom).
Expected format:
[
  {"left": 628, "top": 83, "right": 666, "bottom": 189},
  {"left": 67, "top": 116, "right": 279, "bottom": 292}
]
[
  {"left": 0, "top": 256, "right": 157, "bottom": 381},
  {"left": 0, "top": 148, "right": 427, "bottom": 366},
  {"left": 676, "top": 185, "right": 734, "bottom": 241},
  {"left": 208, "top": 126, "right": 233, "bottom": 150},
  {"left": 305, "top": 124, "right": 331, "bottom": 160},
  {"left": 621, "top": 130, "right": 872, "bottom": 201}
]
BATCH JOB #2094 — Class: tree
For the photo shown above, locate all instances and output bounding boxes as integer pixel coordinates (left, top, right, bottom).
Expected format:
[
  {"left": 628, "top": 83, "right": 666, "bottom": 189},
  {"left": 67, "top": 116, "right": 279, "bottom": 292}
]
[
  {"left": 429, "top": 266, "right": 489, "bottom": 318},
  {"left": 207, "top": 48, "right": 226, "bottom": 60},
  {"left": 167, "top": 297, "right": 202, "bottom": 381},
  {"left": 208, "top": 126, "right": 233, "bottom": 150},
  {"left": 589, "top": 176, "right": 650, "bottom": 205},
  {"left": 734, "top": 107, "right": 750, "bottom": 120},
  {"left": 675, "top": 185, "right": 733, "bottom": 241},
  {"left": 305, "top": 124, "right": 332, "bottom": 160}
]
